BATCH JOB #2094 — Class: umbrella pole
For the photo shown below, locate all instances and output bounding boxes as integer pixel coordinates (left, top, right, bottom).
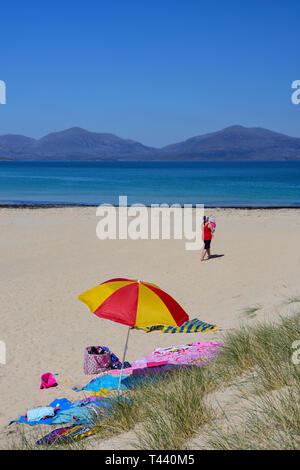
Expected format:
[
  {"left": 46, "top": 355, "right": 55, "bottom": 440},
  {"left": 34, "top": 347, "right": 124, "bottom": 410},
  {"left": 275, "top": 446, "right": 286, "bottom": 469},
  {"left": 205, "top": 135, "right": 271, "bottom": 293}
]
[{"left": 117, "top": 326, "right": 131, "bottom": 395}]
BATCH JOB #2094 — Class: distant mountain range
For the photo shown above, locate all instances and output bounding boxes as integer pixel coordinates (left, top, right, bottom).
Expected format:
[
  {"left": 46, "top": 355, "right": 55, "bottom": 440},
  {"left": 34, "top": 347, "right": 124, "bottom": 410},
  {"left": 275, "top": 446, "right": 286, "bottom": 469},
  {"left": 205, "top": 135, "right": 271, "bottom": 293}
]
[{"left": 1, "top": 125, "right": 300, "bottom": 161}]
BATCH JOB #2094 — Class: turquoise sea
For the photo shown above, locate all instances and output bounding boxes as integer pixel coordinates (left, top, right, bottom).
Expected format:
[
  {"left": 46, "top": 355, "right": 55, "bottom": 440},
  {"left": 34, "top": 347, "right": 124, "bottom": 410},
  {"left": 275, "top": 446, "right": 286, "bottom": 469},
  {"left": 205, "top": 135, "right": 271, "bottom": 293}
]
[{"left": 0, "top": 161, "right": 300, "bottom": 207}]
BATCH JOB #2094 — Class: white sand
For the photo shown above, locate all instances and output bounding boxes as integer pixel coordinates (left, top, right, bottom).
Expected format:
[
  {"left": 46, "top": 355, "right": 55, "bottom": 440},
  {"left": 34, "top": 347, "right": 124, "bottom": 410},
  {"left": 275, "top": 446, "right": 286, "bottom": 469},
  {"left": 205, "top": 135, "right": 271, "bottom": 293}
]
[{"left": 0, "top": 207, "right": 300, "bottom": 447}]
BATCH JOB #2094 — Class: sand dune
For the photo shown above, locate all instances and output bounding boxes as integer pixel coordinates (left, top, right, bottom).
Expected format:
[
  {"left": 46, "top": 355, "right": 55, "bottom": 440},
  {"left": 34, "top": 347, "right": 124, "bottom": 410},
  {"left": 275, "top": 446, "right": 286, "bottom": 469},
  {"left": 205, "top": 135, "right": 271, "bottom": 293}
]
[{"left": 1, "top": 207, "right": 300, "bottom": 447}]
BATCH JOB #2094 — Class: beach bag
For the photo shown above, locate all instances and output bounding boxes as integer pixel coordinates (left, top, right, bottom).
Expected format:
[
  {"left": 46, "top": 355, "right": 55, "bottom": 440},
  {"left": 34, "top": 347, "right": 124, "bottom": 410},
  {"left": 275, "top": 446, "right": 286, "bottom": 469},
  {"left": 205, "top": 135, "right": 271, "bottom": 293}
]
[{"left": 84, "top": 346, "right": 112, "bottom": 375}]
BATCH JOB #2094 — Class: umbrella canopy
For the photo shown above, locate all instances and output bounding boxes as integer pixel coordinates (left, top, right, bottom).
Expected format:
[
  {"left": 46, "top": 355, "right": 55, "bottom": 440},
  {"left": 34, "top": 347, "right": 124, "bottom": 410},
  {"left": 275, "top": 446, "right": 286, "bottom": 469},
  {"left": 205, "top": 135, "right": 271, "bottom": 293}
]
[{"left": 78, "top": 278, "right": 189, "bottom": 328}]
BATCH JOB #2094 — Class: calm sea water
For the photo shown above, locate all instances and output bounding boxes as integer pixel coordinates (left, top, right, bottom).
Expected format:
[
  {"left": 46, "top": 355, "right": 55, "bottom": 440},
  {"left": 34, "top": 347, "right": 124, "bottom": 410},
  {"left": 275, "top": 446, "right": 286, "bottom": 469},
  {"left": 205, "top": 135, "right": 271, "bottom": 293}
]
[{"left": 0, "top": 161, "right": 300, "bottom": 207}]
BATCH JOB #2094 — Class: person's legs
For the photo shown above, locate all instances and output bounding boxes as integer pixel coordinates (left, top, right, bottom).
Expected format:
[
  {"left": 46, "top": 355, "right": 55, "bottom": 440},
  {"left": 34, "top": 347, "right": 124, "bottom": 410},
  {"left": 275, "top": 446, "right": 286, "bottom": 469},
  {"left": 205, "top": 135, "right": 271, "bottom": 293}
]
[
  {"left": 201, "top": 240, "right": 211, "bottom": 261},
  {"left": 201, "top": 248, "right": 207, "bottom": 261},
  {"left": 201, "top": 240, "right": 210, "bottom": 261}
]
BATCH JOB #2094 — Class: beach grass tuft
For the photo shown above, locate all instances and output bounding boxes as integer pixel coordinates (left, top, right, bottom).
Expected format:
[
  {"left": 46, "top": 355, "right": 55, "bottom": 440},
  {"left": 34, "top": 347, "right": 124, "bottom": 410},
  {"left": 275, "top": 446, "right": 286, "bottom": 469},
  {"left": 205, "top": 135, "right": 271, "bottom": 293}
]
[
  {"left": 240, "top": 304, "right": 262, "bottom": 318},
  {"left": 133, "top": 367, "right": 215, "bottom": 450},
  {"left": 284, "top": 295, "right": 300, "bottom": 305}
]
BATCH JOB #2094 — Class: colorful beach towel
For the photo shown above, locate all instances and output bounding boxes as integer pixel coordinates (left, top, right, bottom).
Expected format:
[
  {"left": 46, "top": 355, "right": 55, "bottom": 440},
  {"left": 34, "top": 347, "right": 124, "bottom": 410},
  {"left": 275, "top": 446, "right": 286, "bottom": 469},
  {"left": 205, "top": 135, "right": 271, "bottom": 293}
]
[
  {"left": 134, "top": 318, "right": 216, "bottom": 333},
  {"left": 131, "top": 341, "right": 223, "bottom": 369},
  {"left": 73, "top": 373, "right": 160, "bottom": 393},
  {"left": 36, "top": 424, "right": 96, "bottom": 445}
]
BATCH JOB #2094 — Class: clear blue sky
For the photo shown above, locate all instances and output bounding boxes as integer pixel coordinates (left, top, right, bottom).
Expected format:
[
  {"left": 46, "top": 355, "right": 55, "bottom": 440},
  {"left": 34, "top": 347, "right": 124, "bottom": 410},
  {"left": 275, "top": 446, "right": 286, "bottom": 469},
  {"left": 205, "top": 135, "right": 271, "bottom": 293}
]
[{"left": 0, "top": 0, "right": 300, "bottom": 146}]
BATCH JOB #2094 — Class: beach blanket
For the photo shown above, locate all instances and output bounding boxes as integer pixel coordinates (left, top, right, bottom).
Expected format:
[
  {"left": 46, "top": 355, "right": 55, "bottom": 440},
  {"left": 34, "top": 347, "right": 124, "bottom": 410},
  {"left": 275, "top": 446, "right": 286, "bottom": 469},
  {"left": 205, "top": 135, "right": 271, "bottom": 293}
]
[
  {"left": 134, "top": 318, "right": 216, "bottom": 333},
  {"left": 9, "top": 396, "right": 128, "bottom": 426},
  {"left": 131, "top": 341, "right": 223, "bottom": 369},
  {"left": 36, "top": 424, "right": 96, "bottom": 445}
]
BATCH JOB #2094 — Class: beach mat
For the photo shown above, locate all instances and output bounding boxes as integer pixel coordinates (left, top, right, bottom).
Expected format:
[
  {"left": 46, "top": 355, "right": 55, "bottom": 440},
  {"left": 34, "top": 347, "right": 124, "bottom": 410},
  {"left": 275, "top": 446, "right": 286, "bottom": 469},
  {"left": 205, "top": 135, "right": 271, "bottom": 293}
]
[{"left": 133, "top": 318, "right": 216, "bottom": 333}]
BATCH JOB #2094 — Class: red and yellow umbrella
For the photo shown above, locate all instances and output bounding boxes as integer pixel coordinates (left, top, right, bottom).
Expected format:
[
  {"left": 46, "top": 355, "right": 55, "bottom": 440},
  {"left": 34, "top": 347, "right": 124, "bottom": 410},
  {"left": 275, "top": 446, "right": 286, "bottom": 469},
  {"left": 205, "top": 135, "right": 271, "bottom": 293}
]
[
  {"left": 78, "top": 278, "right": 189, "bottom": 328},
  {"left": 78, "top": 278, "right": 189, "bottom": 391}
]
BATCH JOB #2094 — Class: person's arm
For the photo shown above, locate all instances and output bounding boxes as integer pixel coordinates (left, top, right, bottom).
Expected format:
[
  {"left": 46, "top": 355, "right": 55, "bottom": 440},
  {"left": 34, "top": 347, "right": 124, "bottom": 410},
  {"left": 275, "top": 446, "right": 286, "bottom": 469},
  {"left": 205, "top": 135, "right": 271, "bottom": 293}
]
[{"left": 208, "top": 223, "right": 214, "bottom": 235}]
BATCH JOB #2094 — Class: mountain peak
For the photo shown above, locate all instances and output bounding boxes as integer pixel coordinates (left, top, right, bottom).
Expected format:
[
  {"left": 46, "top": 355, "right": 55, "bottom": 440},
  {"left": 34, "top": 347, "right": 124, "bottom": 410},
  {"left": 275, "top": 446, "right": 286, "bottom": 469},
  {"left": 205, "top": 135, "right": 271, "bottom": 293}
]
[
  {"left": 64, "top": 126, "right": 88, "bottom": 133},
  {"left": 223, "top": 125, "right": 246, "bottom": 131},
  {"left": 47, "top": 127, "right": 91, "bottom": 136}
]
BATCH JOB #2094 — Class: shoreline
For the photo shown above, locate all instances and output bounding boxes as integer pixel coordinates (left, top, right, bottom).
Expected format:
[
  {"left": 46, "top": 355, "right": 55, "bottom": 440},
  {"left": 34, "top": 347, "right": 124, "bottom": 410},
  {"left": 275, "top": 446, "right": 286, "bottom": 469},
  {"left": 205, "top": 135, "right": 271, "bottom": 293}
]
[{"left": 1, "top": 203, "right": 300, "bottom": 209}]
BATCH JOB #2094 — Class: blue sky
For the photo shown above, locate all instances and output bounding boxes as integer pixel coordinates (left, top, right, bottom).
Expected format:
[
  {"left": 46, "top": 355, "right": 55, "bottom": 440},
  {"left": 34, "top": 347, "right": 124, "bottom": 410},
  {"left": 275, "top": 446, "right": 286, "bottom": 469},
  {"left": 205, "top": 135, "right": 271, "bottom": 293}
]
[{"left": 0, "top": 0, "right": 300, "bottom": 146}]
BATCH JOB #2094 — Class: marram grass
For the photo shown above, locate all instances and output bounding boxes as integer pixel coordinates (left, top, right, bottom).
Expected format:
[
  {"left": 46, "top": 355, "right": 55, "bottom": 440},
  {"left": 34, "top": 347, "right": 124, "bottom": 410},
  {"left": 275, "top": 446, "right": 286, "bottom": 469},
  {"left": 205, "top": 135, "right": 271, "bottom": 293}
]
[{"left": 8, "top": 310, "right": 300, "bottom": 450}]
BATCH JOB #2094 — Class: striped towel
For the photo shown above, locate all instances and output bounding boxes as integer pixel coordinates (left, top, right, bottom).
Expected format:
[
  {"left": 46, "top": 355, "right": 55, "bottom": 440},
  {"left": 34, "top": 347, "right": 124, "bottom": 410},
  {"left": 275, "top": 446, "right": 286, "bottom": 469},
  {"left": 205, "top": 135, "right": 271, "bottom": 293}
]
[
  {"left": 36, "top": 424, "right": 96, "bottom": 445},
  {"left": 134, "top": 318, "right": 216, "bottom": 334}
]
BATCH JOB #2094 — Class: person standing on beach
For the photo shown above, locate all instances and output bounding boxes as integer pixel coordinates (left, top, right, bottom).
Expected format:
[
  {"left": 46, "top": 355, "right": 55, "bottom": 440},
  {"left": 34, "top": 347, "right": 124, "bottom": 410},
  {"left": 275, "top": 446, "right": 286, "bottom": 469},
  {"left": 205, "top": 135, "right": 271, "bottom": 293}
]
[{"left": 201, "top": 216, "right": 214, "bottom": 261}]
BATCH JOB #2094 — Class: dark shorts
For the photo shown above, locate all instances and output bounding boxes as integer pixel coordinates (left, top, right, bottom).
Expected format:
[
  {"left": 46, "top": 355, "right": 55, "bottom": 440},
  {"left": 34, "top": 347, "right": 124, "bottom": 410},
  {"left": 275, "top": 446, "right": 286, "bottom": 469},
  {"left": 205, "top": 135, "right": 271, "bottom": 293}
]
[{"left": 204, "top": 239, "right": 211, "bottom": 250}]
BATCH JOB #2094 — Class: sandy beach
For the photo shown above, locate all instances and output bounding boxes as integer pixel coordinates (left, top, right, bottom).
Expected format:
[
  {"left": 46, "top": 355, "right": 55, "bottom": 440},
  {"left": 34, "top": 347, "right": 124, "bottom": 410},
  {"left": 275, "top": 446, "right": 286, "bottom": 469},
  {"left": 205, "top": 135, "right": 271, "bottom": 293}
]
[{"left": 1, "top": 207, "right": 300, "bottom": 447}]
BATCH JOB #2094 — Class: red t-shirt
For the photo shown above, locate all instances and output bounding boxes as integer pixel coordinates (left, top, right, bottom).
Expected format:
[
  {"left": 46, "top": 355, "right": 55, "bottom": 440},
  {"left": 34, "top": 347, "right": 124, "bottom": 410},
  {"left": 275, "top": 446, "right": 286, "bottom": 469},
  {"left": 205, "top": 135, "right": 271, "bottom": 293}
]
[{"left": 202, "top": 223, "right": 212, "bottom": 240}]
